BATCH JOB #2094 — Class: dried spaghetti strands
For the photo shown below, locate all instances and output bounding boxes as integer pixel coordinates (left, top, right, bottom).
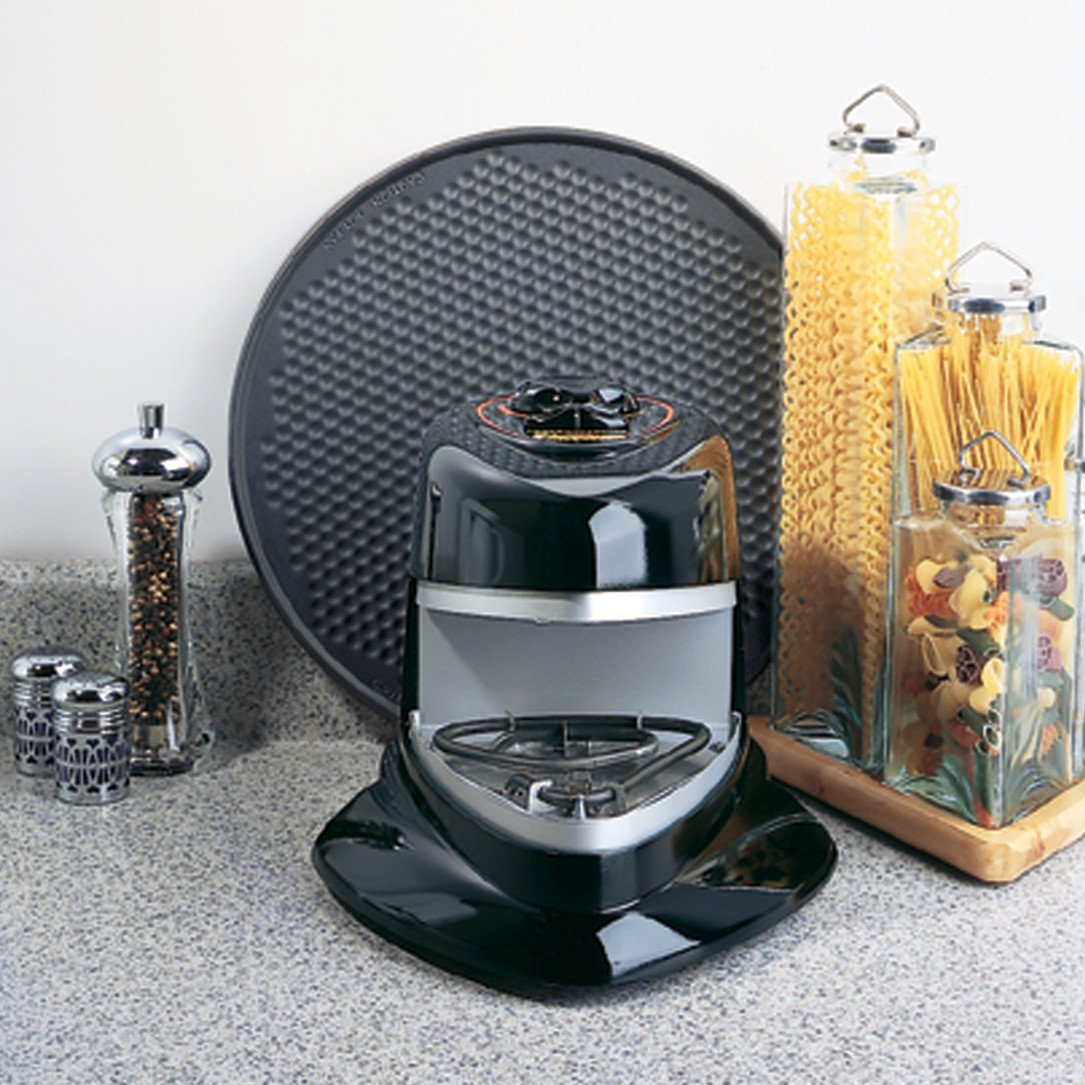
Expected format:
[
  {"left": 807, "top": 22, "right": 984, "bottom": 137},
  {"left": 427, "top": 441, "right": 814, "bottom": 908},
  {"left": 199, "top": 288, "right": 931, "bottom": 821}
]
[
  {"left": 898, "top": 312, "right": 1081, "bottom": 521},
  {"left": 773, "top": 85, "right": 959, "bottom": 770}
]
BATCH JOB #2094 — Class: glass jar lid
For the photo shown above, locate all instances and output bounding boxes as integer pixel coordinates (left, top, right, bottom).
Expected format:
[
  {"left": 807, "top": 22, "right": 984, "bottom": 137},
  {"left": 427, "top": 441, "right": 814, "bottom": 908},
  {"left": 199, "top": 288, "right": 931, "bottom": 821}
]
[
  {"left": 828, "top": 84, "right": 935, "bottom": 155},
  {"left": 941, "top": 242, "right": 1046, "bottom": 315},
  {"left": 933, "top": 431, "right": 1050, "bottom": 508}
]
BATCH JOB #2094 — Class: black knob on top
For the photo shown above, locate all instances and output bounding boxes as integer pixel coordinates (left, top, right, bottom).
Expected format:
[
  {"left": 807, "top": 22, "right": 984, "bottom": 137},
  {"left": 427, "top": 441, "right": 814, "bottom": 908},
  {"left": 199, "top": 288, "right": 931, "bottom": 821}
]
[{"left": 510, "top": 376, "right": 639, "bottom": 436}]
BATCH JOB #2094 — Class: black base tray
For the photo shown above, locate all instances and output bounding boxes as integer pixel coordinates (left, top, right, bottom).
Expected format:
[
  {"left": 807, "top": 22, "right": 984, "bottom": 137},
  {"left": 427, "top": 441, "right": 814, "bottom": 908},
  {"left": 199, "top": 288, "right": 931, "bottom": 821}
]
[{"left": 312, "top": 739, "right": 835, "bottom": 994}]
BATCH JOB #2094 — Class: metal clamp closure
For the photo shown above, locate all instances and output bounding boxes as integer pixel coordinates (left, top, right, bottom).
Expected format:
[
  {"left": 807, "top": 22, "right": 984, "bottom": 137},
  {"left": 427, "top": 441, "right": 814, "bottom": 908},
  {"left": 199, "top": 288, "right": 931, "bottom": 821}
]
[
  {"left": 946, "top": 242, "right": 1033, "bottom": 299},
  {"left": 956, "top": 430, "right": 1031, "bottom": 489},
  {"left": 842, "top": 83, "right": 921, "bottom": 138}
]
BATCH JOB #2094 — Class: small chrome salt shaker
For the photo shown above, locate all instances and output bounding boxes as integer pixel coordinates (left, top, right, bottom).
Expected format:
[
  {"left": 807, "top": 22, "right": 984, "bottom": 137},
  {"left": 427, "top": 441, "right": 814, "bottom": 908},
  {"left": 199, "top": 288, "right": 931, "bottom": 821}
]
[
  {"left": 52, "top": 671, "right": 131, "bottom": 805},
  {"left": 11, "top": 648, "right": 86, "bottom": 775},
  {"left": 93, "top": 402, "right": 212, "bottom": 774}
]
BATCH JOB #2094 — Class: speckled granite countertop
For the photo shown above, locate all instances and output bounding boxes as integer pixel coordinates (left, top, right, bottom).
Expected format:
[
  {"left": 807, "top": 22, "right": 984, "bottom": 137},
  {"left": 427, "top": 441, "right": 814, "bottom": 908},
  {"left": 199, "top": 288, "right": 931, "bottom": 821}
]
[{"left": 2, "top": 560, "right": 1084, "bottom": 1085}]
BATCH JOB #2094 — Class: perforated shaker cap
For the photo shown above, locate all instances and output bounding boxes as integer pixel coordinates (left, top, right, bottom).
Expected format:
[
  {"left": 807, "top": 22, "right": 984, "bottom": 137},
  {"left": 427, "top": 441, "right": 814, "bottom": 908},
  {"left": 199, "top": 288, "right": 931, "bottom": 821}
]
[
  {"left": 92, "top": 402, "right": 211, "bottom": 492},
  {"left": 12, "top": 647, "right": 86, "bottom": 684},
  {"left": 51, "top": 673, "right": 130, "bottom": 736},
  {"left": 12, "top": 647, "right": 86, "bottom": 708}
]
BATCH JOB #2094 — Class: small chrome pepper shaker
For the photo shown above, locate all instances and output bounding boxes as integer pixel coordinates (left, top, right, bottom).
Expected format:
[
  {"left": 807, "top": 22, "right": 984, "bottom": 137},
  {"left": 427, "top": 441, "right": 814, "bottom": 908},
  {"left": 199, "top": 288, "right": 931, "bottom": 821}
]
[
  {"left": 93, "top": 402, "right": 212, "bottom": 774},
  {"left": 11, "top": 648, "right": 86, "bottom": 776},
  {"left": 52, "top": 671, "right": 131, "bottom": 805}
]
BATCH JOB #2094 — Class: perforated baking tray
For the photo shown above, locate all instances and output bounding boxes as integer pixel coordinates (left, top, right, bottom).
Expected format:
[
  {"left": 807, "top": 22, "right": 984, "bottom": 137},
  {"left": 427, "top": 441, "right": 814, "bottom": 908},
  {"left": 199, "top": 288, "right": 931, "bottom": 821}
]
[{"left": 230, "top": 129, "right": 782, "bottom": 717}]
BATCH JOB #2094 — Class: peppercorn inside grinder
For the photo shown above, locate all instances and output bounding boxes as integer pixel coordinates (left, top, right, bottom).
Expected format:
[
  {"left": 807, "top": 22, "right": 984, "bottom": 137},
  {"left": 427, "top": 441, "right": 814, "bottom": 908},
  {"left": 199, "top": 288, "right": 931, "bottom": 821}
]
[
  {"left": 92, "top": 402, "right": 212, "bottom": 774},
  {"left": 313, "top": 377, "right": 837, "bottom": 991}
]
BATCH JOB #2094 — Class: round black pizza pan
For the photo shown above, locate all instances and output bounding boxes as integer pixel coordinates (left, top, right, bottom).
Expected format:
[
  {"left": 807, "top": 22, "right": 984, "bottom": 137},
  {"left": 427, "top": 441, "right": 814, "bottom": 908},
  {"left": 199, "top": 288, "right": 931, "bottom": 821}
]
[{"left": 230, "top": 128, "right": 782, "bottom": 718}]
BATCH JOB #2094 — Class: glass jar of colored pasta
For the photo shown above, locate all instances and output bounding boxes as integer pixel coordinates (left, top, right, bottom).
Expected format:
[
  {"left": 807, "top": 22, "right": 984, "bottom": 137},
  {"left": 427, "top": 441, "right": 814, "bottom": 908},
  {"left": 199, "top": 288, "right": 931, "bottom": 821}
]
[{"left": 885, "top": 429, "right": 1079, "bottom": 827}]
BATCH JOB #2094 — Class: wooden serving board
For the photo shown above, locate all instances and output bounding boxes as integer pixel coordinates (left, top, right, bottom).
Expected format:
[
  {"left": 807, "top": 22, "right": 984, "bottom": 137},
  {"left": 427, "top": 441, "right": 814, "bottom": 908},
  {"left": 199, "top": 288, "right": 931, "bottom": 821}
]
[{"left": 749, "top": 715, "right": 1085, "bottom": 882}]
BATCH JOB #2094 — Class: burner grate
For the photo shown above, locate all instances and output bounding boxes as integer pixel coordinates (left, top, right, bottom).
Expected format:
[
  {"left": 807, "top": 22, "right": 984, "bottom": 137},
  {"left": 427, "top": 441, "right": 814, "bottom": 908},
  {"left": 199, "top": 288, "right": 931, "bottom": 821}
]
[{"left": 432, "top": 714, "right": 711, "bottom": 817}]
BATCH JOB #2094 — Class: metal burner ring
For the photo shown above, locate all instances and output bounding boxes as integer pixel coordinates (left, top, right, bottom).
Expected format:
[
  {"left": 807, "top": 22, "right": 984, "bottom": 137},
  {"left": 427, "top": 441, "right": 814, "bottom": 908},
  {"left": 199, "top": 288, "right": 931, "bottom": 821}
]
[{"left": 432, "top": 717, "right": 662, "bottom": 772}]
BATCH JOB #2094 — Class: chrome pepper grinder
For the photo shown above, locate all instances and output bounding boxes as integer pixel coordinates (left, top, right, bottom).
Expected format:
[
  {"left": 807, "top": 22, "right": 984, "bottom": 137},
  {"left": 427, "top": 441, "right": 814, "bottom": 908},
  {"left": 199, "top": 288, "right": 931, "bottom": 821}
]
[{"left": 92, "top": 402, "right": 212, "bottom": 773}]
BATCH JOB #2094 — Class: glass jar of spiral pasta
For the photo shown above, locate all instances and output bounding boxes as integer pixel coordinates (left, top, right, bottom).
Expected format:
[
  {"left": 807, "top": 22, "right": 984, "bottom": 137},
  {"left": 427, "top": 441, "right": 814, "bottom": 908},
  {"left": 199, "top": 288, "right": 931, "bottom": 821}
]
[
  {"left": 774, "top": 84, "right": 961, "bottom": 770},
  {"left": 92, "top": 402, "right": 212, "bottom": 774},
  {"left": 885, "top": 431, "right": 1078, "bottom": 827}
]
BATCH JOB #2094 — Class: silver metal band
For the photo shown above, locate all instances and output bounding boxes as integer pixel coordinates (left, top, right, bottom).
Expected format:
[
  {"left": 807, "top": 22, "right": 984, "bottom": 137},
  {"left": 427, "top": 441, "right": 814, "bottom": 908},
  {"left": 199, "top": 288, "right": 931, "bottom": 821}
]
[{"left": 417, "top": 580, "right": 737, "bottom": 624}]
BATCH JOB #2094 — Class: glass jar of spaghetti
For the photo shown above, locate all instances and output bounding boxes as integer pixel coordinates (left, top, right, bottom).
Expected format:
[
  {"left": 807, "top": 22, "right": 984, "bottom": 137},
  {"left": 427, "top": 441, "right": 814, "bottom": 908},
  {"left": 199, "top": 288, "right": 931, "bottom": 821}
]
[
  {"left": 773, "top": 84, "right": 960, "bottom": 771},
  {"left": 894, "top": 243, "right": 1083, "bottom": 524},
  {"left": 885, "top": 431, "right": 1078, "bottom": 827},
  {"left": 92, "top": 402, "right": 213, "bottom": 774}
]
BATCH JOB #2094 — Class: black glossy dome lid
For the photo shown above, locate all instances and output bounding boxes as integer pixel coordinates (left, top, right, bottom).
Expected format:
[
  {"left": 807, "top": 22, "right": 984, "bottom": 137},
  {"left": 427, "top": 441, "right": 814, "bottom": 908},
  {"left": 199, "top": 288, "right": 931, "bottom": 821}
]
[{"left": 409, "top": 378, "right": 736, "bottom": 592}]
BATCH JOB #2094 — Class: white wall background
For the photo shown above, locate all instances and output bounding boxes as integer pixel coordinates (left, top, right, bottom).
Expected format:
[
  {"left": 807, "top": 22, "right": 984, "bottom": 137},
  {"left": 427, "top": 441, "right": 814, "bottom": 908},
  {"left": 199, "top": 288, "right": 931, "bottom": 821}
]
[{"left": 2, "top": 0, "right": 1083, "bottom": 561}]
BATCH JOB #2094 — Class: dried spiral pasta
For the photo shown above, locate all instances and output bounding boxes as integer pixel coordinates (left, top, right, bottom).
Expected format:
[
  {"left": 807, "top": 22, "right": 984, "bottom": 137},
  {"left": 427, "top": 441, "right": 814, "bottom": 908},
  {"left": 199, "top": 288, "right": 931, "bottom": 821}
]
[{"left": 776, "top": 171, "right": 959, "bottom": 765}]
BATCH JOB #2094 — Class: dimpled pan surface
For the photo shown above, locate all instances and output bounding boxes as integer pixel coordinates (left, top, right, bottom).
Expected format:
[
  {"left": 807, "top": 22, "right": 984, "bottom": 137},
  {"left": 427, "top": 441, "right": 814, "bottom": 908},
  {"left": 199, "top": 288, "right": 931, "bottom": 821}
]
[{"left": 230, "top": 128, "right": 782, "bottom": 718}]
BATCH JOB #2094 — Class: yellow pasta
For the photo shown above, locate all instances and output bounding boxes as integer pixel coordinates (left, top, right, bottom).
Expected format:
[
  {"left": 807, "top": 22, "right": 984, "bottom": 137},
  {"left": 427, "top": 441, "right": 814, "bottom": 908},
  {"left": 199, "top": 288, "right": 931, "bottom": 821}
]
[
  {"left": 775, "top": 171, "right": 958, "bottom": 767},
  {"left": 899, "top": 311, "right": 1081, "bottom": 520}
]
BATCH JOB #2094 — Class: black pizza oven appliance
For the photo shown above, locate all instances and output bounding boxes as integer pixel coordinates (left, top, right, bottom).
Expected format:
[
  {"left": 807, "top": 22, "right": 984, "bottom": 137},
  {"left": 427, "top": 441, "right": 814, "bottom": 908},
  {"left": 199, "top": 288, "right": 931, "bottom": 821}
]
[{"left": 312, "top": 376, "right": 835, "bottom": 991}]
